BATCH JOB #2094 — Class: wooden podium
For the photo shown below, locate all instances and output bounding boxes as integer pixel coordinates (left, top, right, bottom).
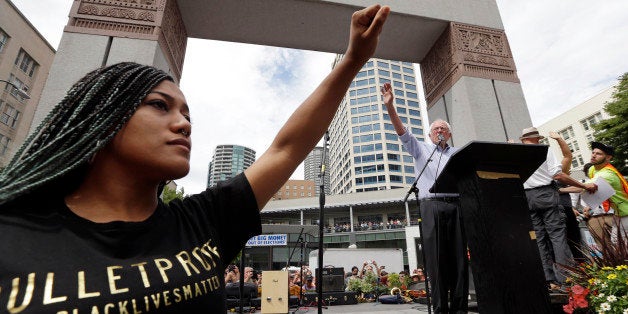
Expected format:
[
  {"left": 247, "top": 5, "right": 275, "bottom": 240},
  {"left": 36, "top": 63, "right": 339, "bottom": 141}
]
[{"left": 430, "top": 141, "right": 553, "bottom": 313}]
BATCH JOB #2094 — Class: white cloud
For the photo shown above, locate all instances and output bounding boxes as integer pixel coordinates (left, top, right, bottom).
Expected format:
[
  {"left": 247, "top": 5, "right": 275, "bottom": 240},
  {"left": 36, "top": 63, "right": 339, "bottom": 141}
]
[
  {"left": 11, "top": 0, "right": 628, "bottom": 195},
  {"left": 497, "top": 0, "right": 628, "bottom": 125},
  {"left": 176, "top": 40, "right": 334, "bottom": 193}
]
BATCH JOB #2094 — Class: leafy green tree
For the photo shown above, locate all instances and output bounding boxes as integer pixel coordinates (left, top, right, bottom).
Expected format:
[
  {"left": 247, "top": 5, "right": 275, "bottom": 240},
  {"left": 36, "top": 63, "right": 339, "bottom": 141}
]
[
  {"left": 593, "top": 73, "right": 628, "bottom": 173},
  {"left": 161, "top": 185, "right": 185, "bottom": 204}
]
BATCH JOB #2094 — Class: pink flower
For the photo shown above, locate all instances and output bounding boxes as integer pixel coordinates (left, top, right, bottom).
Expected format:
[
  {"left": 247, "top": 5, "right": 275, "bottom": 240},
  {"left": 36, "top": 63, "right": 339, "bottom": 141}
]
[
  {"left": 571, "top": 285, "right": 586, "bottom": 295},
  {"left": 574, "top": 297, "right": 588, "bottom": 308},
  {"left": 563, "top": 303, "right": 574, "bottom": 313}
]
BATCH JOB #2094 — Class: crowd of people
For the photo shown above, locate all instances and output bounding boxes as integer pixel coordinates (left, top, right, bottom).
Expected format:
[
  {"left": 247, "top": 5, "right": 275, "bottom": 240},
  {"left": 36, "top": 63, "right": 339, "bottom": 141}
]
[
  {"left": 328, "top": 219, "right": 408, "bottom": 233},
  {"left": 223, "top": 259, "right": 427, "bottom": 304}
]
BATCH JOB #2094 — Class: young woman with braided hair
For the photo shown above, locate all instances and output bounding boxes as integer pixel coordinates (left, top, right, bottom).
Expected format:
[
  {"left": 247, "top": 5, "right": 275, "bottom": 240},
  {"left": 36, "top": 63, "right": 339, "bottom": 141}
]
[{"left": 0, "top": 5, "right": 389, "bottom": 313}]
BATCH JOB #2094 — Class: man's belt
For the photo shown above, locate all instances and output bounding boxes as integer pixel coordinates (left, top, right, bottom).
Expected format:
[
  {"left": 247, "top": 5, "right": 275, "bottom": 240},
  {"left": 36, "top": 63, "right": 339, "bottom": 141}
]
[
  {"left": 524, "top": 183, "right": 554, "bottom": 191},
  {"left": 590, "top": 213, "right": 615, "bottom": 217},
  {"left": 422, "top": 197, "right": 459, "bottom": 203}
]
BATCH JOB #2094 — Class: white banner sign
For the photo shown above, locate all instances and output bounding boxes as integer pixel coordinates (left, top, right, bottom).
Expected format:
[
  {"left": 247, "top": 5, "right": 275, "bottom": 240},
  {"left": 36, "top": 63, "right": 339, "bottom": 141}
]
[{"left": 246, "top": 234, "right": 288, "bottom": 246}]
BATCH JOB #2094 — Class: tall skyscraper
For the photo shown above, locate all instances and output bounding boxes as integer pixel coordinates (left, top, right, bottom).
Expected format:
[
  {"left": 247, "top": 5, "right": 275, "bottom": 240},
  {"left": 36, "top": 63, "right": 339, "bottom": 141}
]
[
  {"left": 328, "top": 57, "right": 427, "bottom": 194},
  {"left": 207, "top": 144, "right": 256, "bottom": 187},
  {"left": 304, "top": 146, "right": 330, "bottom": 196}
]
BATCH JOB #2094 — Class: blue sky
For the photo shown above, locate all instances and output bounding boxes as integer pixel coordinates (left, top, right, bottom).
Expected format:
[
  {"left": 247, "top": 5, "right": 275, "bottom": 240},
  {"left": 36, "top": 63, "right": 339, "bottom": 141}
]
[{"left": 11, "top": 0, "right": 628, "bottom": 194}]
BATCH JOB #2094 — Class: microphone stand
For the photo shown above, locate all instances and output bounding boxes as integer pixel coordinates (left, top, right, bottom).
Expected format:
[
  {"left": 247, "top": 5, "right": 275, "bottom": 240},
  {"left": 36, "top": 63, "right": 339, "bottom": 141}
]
[
  {"left": 403, "top": 138, "right": 443, "bottom": 203},
  {"left": 286, "top": 227, "right": 305, "bottom": 269},
  {"left": 403, "top": 138, "right": 443, "bottom": 314},
  {"left": 317, "top": 131, "right": 329, "bottom": 314},
  {"left": 286, "top": 227, "right": 305, "bottom": 313},
  {"left": 238, "top": 248, "right": 246, "bottom": 314}
]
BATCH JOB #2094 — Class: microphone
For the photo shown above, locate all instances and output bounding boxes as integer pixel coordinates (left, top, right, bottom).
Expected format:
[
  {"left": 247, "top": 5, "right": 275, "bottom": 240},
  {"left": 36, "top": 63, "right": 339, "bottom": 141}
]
[{"left": 437, "top": 134, "right": 445, "bottom": 142}]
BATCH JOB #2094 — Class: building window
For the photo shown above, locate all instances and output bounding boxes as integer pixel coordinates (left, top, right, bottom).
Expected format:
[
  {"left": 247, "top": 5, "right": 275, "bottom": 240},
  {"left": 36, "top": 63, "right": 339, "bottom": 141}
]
[
  {"left": 571, "top": 154, "right": 585, "bottom": 168},
  {"left": 0, "top": 134, "right": 10, "bottom": 156},
  {"left": 387, "top": 153, "right": 399, "bottom": 161},
  {"left": 1, "top": 104, "right": 20, "bottom": 129},
  {"left": 376, "top": 61, "right": 389, "bottom": 68},
  {"left": 580, "top": 112, "right": 603, "bottom": 131},
  {"left": 6, "top": 74, "right": 29, "bottom": 102},
  {"left": 390, "top": 175, "right": 403, "bottom": 183},
  {"left": 0, "top": 29, "right": 8, "bottom": 53},
  {"left": 14, "top": 49, "right": 38, "bottom": 77},
  {"left": 559, "top": 126, "right": 575, "bottom": 140}
]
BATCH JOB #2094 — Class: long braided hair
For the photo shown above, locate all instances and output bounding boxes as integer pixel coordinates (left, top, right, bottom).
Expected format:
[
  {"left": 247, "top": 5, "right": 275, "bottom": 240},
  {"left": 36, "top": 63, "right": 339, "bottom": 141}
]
[{"left": 0, "top": 62, "right": 173, "bottom": 206}]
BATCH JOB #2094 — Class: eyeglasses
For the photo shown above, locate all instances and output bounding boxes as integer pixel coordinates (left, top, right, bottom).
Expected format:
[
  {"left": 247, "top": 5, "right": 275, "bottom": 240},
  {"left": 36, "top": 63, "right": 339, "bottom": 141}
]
[{"left": 432, "top": 127, "right": 449, "bottom": 132}]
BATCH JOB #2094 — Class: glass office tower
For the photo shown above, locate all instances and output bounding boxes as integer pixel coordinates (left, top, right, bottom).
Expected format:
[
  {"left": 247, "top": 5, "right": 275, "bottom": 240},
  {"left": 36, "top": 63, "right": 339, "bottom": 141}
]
[
  {"left": 328, "top": 57, "right": 426, "bottom": 194},
  {"left": 207, "top": 144, "right": 256, "bottom": 187}
]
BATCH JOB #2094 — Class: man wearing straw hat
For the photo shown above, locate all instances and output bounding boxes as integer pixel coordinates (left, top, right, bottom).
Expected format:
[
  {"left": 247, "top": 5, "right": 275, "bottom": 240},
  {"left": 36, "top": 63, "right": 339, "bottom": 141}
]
[{"left": 520, "top": 127, "right": 598, "bottom": 291}]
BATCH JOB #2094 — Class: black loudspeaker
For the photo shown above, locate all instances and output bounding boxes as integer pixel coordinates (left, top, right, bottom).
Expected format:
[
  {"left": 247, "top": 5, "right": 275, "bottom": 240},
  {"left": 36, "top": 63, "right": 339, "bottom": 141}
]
[
  {"left": 303, "top": 291, "right": 358, "bottom": 306},
  {"left": 225, "top": 282, "right": 258, "bottom": 299},
  {"left": 316, "top": 267, "right": 345, "bottom": 292}
]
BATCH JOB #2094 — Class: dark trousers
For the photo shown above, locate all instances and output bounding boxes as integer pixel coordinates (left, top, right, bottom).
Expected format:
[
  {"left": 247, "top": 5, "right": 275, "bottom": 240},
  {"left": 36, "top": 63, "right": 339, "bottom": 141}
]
[
  {"left": 420, "top": 199, "right": 468, "bottom": 314},
  {"left": 529, "top": 205, "right": 574, "bottom": 283},
  {"left": 562, "top": 205, "right": 585, "bottom": 259}
]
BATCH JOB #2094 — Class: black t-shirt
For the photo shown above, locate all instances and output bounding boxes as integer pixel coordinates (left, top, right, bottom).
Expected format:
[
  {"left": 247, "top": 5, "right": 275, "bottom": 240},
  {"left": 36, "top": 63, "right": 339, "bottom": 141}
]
[{"left": 0, "top": 173, "right": 261, "bottom": 313}]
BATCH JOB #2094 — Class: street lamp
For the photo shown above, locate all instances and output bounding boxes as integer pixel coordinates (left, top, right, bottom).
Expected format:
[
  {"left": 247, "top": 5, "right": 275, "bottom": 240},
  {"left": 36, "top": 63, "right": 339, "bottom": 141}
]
[{"left": 0, "top": 79, "right": 30, "bottom": 100}]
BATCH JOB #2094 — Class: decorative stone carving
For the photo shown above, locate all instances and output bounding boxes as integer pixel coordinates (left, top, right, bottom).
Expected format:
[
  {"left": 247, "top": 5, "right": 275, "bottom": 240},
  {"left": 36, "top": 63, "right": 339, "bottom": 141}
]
[
  {"left": 420, "top": 22, "right": 519, "bottom": 109},
  {"left": 66, "top": 0, "right": 186, "bottom": 80},
  {"left": 157, "top": 0, "right": 187, "bottom": 79},
  {"left": 77, "top": 3, "right": 155, "bottom": 22}
]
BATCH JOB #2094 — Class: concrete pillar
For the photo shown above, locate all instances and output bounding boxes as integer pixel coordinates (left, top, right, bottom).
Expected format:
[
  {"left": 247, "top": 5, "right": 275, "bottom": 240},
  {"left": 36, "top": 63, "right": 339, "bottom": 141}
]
[
  {"left": 349, "top": 206, "right": 354, "bottom": 232},
  {"left": 404, "top": 202, "right": 411, "bottom": 226},
  {"left": 420, "top": 22, "right": 532, "bottom": 145},
  {"left": 31, "top": 0, "right": 187, "bottom": 132}
]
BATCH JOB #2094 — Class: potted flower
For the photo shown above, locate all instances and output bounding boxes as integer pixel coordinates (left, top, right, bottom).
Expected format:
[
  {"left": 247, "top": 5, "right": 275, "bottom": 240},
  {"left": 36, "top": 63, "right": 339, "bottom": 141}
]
[{"left": 562, "top": 228, "right": 628, "bottom": 313}]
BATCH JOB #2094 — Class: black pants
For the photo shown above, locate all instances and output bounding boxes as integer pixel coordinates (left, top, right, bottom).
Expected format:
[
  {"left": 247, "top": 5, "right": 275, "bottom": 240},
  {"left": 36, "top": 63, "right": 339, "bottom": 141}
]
[{"left": 420, "top": 199, "right": 468, "bottom": 314}]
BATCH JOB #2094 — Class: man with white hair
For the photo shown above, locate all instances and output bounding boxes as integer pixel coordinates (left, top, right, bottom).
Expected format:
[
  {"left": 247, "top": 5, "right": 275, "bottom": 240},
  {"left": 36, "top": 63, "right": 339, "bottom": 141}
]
[{"left": 382, "top": 83, "right": 467, "bottom": 313}]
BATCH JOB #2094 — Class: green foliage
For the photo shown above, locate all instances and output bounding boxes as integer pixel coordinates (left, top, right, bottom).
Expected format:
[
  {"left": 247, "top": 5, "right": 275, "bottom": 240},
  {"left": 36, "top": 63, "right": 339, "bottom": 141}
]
[
  {"left": 362, "top": 270, "right": 378, "bottom": 287},
  {"left": 360, "top": 277, "right": 375, "bottom": 294},
  {"left": 593, "top": 73, "right": 628, "bottom": 173},
  {"left": 374, "top": 284, "right": 390, "bottom": 296},
  {"left": 387, "top": 273, "right": 402, "bottom": 288},
  {"left": 587, "top": 266, "right": 628, "bottom": 313},
  {"left": 161, "top": 185, "right": 185, "bottom": 204},
  {"left": 561, "top": 227, "right": 628, "bottom": 313},
  {"left": 347, "top": 277, "right": 363, "bottom": 294}
]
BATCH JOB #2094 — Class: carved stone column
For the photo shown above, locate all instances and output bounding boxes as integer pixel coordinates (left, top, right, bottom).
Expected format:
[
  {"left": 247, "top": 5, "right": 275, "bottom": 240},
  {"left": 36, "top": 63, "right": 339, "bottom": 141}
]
[
  {"left": 66, "top": 0, "right": 187, "bottom": 80},
  {"left": 32, "top": 0, "right": 188, "bottom": 130},
  {"left": 421, "top": 22, "right": 519, "bottom": 109},
  {"left": 419, "top": 22, "right": 531, "bottom": 144}
]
